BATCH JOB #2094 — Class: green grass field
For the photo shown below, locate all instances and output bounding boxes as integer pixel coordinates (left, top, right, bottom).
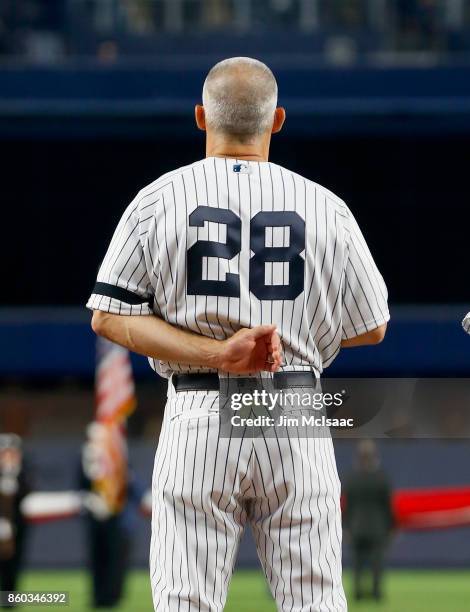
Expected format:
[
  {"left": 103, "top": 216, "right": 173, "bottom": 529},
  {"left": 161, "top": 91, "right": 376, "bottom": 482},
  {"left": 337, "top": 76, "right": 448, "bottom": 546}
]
[{"left": 17, "top": 569, "right": 469, "bottom": 611}]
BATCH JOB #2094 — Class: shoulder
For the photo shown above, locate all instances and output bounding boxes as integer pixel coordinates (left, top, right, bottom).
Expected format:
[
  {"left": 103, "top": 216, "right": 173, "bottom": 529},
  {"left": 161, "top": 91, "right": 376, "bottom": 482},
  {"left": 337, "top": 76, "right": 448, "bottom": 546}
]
[
  {"left": 271, "top": 163, "right": 351, "bottom": 219},
  {"left": 134, "top": 159, "right": 206, "bottom": 215},
  {"left": 111, "top": 161, "right": 204, "bottom": 237}
]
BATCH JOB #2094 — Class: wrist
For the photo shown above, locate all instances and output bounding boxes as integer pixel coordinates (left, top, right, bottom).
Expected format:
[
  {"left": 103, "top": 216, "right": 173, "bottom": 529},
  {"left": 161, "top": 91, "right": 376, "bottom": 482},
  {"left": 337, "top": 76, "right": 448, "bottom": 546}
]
[{"left": 202, "top": 337, "right": 227, "bottom": 370}]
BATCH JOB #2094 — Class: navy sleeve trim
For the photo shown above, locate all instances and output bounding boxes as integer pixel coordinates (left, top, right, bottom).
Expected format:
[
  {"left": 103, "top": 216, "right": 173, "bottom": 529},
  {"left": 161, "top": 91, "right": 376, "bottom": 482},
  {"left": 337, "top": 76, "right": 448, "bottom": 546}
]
[{"left": 92, "top": 282, "right": 151, "bottom": 306}]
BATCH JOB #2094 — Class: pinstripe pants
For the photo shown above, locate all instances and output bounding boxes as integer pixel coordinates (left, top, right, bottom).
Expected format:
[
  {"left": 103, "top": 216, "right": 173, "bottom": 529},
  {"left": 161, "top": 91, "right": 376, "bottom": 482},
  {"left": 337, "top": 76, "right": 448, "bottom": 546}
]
[{"left": 150, "top": 383, "right": 347, "bottom": 611}]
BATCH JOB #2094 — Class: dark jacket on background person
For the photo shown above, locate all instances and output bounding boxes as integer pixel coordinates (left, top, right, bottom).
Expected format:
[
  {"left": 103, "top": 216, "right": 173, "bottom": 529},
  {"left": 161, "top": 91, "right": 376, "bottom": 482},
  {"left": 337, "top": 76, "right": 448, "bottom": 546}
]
[
  {"left": 79, "top": 465, "right": 145, "bottom": 609},
  {"left": 343, "top": 467, "right": 394, "bottom": 600},
  {"left": 344, "top": 468, "right": 394, "bottom": 541}
]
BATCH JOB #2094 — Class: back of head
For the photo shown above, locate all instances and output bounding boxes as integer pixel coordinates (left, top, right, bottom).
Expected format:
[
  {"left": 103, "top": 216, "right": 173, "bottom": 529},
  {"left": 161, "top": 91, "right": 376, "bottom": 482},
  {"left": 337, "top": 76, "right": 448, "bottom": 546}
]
[{"left": 202, "top": 57, "right": 278, "bottom": 142}]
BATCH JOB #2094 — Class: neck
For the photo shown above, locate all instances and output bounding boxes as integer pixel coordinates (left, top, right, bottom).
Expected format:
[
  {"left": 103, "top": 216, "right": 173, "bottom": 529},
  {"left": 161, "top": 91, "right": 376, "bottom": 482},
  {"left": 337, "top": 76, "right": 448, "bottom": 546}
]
[{"left": 206, "top": 133, "right": 270, "bottom": 162}]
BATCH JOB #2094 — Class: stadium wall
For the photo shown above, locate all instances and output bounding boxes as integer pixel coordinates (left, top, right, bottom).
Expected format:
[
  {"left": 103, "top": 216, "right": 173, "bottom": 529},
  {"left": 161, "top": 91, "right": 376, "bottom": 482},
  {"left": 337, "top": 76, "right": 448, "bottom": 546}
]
[
  {"left": 0, "top": 306, "right": 468, "bottom": 378},
  {"left": 24, "top": 440, "right": 470, "bottom": 569}
]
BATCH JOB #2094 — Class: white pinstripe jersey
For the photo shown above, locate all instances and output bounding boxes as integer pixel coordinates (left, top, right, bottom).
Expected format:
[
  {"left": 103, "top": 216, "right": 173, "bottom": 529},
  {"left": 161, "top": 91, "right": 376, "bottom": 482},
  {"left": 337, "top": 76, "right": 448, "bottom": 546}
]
[
  {"left": 87, "top": 157, "right": 389, "bottom": 378},
  {"left": 463, "top": 313, "right": 470, "bottom": 335}
]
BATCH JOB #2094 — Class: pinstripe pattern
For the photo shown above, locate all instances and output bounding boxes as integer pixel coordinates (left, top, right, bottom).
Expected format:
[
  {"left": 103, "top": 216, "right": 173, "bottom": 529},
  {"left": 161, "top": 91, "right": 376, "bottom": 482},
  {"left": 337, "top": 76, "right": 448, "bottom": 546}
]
[
  {"left": 88, "top": 157, "right": 389, "bottom": 612},
  {"left": 150, "top": 383, "right": 347, "bottom": 611},
  {"left": 463, "top": 313, "right": 470, "bottom": 335},
  {"left": 87, "top": 157, "right": 389, "bottom": 378}
]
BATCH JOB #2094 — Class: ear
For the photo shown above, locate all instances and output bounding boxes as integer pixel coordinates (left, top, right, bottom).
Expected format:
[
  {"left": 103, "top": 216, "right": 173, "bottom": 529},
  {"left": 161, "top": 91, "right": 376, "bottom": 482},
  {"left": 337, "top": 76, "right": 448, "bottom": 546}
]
[
  {"left": 195, "top": 105, "right": 206, "bottom": 131},
  {"left": 272, "top": 107, "right": 286, "bottom": 134}
]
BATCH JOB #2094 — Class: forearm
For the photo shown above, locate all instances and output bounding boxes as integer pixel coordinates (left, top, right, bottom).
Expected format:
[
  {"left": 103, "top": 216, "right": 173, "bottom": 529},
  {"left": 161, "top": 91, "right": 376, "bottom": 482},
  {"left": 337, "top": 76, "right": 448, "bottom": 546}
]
[{"left": 92, "top": 311, "right": 221, "bottom": 368}]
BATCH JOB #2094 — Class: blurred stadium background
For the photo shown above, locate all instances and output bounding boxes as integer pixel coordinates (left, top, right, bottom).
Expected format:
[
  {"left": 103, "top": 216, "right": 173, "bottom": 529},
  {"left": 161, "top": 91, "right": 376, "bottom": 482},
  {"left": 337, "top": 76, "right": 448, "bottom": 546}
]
[{"left": 0, "top": 0, "right": 469, "bottom": 610}]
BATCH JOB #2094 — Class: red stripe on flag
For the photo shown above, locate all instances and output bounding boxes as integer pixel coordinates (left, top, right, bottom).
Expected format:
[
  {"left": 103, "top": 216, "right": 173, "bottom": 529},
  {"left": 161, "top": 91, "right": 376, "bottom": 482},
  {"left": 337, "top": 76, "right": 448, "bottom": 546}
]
[{"left": 95, "top": 338, "right": 136, "bottom": 423}]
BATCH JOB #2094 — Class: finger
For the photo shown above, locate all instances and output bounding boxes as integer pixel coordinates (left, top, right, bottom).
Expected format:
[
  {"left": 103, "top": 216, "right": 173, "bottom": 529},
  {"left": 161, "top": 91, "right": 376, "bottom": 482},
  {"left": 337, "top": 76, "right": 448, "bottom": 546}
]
[
  {"left": 266, "top": 351, "right": 282, "bottom": 366},
  {"left": 269, "top": 340, "right": 282, "bottom": 358},
  {"left": 266, "top": 330, "right": 281, "bottom": 348},
  {"left": 265, "top": 333, "right": 280, "bottom": 348},
  {"left": 249, "top": 325, "right": 277, "bottom": 340},
  {"left": 269, "top": 339, "right": 283, "bottom": 360},
  {"left": 269, "top": 344, "right": 282, "bottom": 359},
  {"left": 263, "top": 361, "right": 280, "bottom": 373},
  {"left": 270, "top": 356, "right": 286, "bottom": 368}
]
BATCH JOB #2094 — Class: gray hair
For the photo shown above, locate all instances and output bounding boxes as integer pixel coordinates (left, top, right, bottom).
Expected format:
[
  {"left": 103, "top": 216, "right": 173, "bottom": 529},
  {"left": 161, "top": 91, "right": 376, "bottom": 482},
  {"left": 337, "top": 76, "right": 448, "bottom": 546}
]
[{"left": 202, "top": 57, "right": 278, "bottom": 141}]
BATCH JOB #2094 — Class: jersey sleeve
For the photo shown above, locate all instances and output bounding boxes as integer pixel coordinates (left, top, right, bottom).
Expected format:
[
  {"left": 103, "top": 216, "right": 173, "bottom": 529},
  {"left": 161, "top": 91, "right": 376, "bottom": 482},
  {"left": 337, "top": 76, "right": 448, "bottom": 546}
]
[
  {"left": 342, "top": 209, "right": 390, "bottom": 339},
  {"left": 86, "top": 199, "right": 154, "bottom": 316},
  {"left": 463, "top": 313, "right": 470, "bottom": 335}
]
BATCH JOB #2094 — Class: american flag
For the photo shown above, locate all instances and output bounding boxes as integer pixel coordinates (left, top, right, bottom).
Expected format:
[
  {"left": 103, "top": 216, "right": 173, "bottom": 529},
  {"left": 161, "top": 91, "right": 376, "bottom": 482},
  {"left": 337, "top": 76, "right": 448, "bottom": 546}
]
[
  {"left": 95, "top": 337, "right": 136, "bottom": 423},
  {"left": 91, "top": 337, "right": 137, "bottom": 513}
]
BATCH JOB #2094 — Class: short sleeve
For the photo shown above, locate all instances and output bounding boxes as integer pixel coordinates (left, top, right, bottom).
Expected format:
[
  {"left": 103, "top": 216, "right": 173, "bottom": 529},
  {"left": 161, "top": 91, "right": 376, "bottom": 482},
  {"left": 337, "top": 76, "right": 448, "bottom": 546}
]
[
  {"left": 86, "top": 199, "right": 154, "bottom": 316},
  {"left": 463, "top": 313, "right": 470, "bottom": 335},
  {"left": 342, "top": 210, "right": 390, "bottom": 339}
]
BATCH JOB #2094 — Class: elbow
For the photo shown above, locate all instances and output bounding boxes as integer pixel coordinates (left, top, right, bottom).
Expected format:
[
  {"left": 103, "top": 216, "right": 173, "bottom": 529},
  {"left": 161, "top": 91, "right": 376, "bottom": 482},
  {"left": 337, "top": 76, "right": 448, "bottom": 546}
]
[
  {"left": 369, "top": 323, "right": 387, "bottom": 345},
  {"left": 91, "top": 311, "right": 110, "bottom": 337}
]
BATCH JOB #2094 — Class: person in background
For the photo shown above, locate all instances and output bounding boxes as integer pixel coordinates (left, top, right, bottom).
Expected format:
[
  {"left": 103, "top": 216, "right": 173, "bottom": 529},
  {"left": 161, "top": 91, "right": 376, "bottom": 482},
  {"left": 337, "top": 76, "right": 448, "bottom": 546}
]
[
  {"left": 343, "top": 439, "right": 394, "bottom": 601},
  {"left": 0, "top": 434, "right": 31, "bottom": 602},
  {"left": 79, "top": 423, "right": 145, "bottom": 609}
]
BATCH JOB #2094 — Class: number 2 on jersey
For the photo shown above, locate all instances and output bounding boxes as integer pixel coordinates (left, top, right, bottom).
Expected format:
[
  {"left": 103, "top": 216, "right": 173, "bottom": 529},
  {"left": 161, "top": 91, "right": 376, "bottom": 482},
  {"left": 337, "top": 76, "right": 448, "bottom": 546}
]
[{"left": 187, "top": 206, "right": 305, "bottom": 300}]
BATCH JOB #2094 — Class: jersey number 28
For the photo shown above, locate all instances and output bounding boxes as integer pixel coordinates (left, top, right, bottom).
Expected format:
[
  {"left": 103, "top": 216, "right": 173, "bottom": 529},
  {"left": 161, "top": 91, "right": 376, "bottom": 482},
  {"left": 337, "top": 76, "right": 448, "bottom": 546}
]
[{"left": 187, "top": 206, "right": 305, "bottom": 300}]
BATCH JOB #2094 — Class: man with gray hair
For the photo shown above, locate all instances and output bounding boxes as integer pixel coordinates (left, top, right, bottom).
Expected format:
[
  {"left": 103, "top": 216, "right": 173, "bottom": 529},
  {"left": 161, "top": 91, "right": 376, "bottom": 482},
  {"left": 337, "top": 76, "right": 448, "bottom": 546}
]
[
  {"left": 202, "top": 56, "right": 278, "bottom": 140},
  {"left": 89, "top": 57, "right": 389, "bottom": 610}
]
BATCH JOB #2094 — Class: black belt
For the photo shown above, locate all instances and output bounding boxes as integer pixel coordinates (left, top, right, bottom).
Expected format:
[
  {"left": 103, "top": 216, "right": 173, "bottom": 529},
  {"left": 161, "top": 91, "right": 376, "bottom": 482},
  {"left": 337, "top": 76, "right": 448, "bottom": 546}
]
[{"left": 172, "top": 372, "right": 319, "bottom": 392}]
